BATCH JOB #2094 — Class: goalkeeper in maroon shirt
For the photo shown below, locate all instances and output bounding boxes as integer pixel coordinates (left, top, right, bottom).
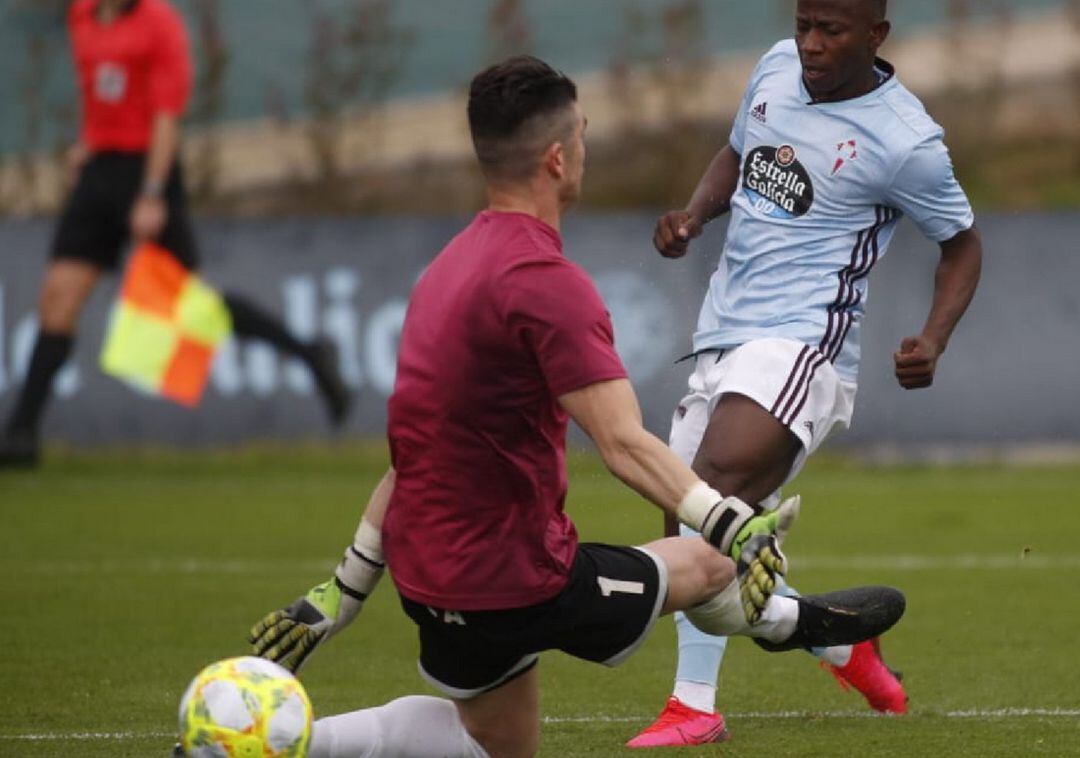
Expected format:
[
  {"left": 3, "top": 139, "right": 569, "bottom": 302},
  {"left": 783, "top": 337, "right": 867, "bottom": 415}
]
[
  {"left": 244, "top": 57, "right": 905, "bottom": 758},
  {"left": 0, "top": 0, "right": 349, "bottom": 467}
]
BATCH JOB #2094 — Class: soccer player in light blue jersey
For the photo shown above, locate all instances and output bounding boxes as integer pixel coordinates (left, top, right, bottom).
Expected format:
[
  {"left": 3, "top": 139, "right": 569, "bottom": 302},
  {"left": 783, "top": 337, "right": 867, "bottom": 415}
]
[{"left": 628, "top": 0, "right": 982, "bottom": 747}]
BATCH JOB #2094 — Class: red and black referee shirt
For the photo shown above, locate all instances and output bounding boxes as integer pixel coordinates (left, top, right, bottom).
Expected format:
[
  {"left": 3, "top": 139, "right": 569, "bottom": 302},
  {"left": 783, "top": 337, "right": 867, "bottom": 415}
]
[{"left": 69, "top": 0, "right": 192, "bottom": 152}]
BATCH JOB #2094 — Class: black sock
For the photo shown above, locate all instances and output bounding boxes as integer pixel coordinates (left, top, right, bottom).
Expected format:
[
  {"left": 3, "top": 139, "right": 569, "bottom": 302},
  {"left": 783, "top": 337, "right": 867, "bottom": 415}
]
[
  {"left": 223, "top": 292, "right": 347, "bottom": 420},
  {"left": 5, "top": 332, "right": 74, "bottom": 437},
  {"left": 223, "top": 292, "right": 312, "bottom": 359}
]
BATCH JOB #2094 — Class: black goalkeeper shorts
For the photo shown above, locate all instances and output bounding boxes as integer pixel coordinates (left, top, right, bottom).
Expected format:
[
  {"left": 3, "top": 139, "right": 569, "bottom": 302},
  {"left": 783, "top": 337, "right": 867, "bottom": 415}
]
[
  {"left": 398, "top": 542, "right": 668, "bottom": 699},
  {"left": 51, "top": 151, "right": 198, "bottom": 271}
]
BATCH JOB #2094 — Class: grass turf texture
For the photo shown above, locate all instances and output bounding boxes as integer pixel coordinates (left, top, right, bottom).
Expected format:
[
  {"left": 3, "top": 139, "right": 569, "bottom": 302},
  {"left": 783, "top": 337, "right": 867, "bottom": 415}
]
[{"left": 1, "top": 444, "right": 1078, "bottom": 757}]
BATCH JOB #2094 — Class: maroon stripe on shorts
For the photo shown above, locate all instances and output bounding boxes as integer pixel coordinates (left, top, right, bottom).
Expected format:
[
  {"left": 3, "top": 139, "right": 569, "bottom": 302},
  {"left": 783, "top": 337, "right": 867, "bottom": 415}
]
[
  {"left": 777, "top": 348, "right": 825, "bottom": 423},
  {"left": 770, "top": 345, "right": 811, "bottom": 416},
  {"left": 782, "top": 353, "right": 828, "bottom": 426}
]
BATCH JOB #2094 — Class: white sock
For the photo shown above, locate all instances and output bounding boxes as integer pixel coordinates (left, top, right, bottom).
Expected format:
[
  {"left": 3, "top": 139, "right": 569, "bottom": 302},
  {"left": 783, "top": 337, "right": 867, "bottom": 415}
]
[
  {"left": 309, "top": 696, "right": 489, "bottom": 758},
  {"left": 772, "top": 574, "right": 852, "bottom": 665},
  {"left": 818, "top": 645, "right": 853, "bottom": 667},
  {"left": 755, "top": 595, "right": 799, "bottom": 643},
  {"left": 684, "top": 581, "right": 802, "bottom": 644},
  {"left": 672, "top": 680, "right": 716, "bottom": 714}
]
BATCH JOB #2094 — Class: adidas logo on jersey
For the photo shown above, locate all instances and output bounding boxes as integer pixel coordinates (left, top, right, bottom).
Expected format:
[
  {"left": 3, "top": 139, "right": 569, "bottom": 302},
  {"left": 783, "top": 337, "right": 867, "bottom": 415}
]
[{"left": 750, "top": 102, "right": 768, "bottom": 123}]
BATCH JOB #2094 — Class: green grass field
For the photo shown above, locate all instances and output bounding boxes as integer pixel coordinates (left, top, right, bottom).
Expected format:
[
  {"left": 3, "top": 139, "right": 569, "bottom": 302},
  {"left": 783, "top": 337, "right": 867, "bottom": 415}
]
[{"left": 1, "top": 444, "right": 1078, "bottom": 757}]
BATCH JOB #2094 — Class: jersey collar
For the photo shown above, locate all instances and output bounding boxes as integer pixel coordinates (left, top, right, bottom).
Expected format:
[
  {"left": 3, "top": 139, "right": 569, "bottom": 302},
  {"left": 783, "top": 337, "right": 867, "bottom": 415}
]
[{"left": 799, "top": 56, "right": 897, "bottom": 107}]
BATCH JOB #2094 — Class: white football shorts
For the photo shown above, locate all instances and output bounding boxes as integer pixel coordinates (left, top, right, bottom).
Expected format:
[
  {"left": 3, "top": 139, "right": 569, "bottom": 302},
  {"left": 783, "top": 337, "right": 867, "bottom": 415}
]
[{"left": 669, "top": 337, "right": 857, "bottom": 495}]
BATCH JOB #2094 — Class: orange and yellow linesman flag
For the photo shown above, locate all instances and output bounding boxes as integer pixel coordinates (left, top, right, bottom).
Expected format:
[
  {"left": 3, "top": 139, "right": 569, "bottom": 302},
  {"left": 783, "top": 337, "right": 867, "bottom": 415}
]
[{"left": 100, "top": 242, "right": 231, "bottom": 407}]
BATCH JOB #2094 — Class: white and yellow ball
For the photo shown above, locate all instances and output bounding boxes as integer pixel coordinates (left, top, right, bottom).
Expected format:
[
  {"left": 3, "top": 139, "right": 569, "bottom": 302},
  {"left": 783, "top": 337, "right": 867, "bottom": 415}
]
[{"left": 179, "top": 656, "right": 312, "bottom": 757}]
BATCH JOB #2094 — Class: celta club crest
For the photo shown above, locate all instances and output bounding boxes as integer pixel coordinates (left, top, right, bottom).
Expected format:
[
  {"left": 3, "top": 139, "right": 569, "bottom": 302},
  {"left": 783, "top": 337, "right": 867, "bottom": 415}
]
[{"left": 832, "top": 139, "right": 858, "bottom": 176}]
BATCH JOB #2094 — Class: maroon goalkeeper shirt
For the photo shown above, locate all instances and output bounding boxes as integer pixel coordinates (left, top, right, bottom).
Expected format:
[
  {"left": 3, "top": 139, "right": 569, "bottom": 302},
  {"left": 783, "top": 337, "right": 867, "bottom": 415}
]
[{"left": 384, "top": 210, "right": 627, "bottom": 610}]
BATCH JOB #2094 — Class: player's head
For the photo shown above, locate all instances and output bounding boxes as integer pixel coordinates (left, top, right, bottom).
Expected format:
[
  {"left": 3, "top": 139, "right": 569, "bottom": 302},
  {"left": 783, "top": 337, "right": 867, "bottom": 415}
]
[
  {"left": 468, "top": 56, "right": 585, "bottom": 205},
  {"left": 795, "top": 0, "right": 891, "bottom": 102}
]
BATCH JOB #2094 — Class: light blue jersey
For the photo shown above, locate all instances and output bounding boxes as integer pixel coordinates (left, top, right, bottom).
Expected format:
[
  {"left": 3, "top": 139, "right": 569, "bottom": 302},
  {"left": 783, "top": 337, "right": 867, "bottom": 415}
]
[{"left": 694, "top": 40, "right": 974, "bottom": 382}]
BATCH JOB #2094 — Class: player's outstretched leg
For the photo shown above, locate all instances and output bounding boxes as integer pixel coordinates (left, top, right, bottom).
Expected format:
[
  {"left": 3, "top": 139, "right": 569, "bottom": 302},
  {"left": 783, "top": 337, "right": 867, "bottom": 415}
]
[
  {"left": 626, "top": 537, "right": 902, "bottom": 751},
  {"left": 680, "top": 535, "right": 906, "bottom": 651},
  {"left": 776, "top": 574, "right": 909, "bottom": 714},
  {"left": 751, "top": 585, "right": 906, "bottom": 652}
]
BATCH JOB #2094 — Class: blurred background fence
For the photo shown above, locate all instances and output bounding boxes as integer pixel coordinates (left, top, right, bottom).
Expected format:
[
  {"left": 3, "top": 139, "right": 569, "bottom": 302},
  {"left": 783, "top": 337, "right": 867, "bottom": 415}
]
[
  {"left": 1, "top": 212, "right": 1078, "bottom": 452},
  {"left": 2, "top": 0, "right": 1077, "bottom": 214},
  {"left": 0, "top": 0, "right": 1077, "bottom": 453}
]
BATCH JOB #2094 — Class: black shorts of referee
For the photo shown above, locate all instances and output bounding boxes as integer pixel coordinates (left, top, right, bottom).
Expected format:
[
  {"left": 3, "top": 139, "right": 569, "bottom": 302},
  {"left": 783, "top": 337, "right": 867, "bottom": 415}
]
[{"left": 51, "top": 151, "right": 198, "bottom": 271}]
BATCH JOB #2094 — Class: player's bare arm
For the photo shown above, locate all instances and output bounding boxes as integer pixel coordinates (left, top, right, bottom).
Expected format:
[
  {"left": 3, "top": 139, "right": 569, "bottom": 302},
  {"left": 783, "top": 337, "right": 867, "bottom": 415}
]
[
  {"left": 64, "top": 141, "right": 89, "bottom": 189},
  {"left": 558, "top": 377, "right": 793, "bottom": 559},
  {"left": 894, "top": 225, "right": 982, "bottom": 389},
  {"left": 559, "top": 378, "right": 698, "bottom": 510},
  {"left": 654, "top": 145, "right": 741, "bottom": 258},
  {"left": 129, "top": 113, "right": 180, "bottom": 242}
]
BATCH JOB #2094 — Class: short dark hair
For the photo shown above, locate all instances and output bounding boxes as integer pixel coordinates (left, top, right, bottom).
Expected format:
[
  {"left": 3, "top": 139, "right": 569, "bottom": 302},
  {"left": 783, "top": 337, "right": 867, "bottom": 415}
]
[
  {"left": 869, "top": 0, "right": 887, "bottom": 20},
  {"left": 467, "top": 56, "right": 579, "bottom": 182}
]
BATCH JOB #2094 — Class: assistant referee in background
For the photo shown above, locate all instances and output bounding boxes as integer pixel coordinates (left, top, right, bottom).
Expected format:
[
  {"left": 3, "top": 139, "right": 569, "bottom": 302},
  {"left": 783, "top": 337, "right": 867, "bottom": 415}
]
[{"left": 0, "top": 0, "right": 350, "bottom": 467}]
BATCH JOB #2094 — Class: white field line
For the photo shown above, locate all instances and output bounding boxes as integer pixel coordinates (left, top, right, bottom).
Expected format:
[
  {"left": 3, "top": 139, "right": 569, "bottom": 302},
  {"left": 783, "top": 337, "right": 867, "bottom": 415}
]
[
  {"left": 542, "top": 708, "right": 1080, "bottom": 723},
  {"left": 795, "top": 554, "right": 1080, "bottom": 571},
  {"left": 7, "top": 559, "right": 337, "bottom": 575},
  {"left": 8, "top": 554, "right": 1080, "bottom": 576},
  {"left": 4, "top": 709, "right": 1079, "bottom": 742},
  {"left": 0, "top": 730, "right": 175, "bottom": 742}
]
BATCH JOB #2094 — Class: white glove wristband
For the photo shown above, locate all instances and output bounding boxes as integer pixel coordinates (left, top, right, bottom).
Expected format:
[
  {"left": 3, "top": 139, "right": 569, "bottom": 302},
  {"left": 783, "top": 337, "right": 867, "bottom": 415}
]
[
  {"left": 676, "top": 481, "right": 757, "bottom": 553},
  {"left": 675, "top": 482, "right": 721, "bottom": 532},
  {"left": 334, "top": 519, "right": 385, "bottom": 601}
]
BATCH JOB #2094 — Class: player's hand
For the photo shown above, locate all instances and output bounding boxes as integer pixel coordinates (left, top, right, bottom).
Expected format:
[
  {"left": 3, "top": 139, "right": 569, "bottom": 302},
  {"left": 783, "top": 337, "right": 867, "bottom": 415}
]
[
  {"left": 736, "top": 533, "right": 787, "bottom": 624},
  {"left": 893, "top": 334, "right": 942, "bottom": 389},
  {"left": 129, "top": 194, "right": 167, "bottom": 242},
  {"left": 65, "top": 143, "right": 89, "bottom": 189},
  {"left": 653, "top": 210, "right": 702, "bottom": 258},
  {"left": 729, "top": 495, "right": 799, "bottom": 565},
  {"left": 249, "top": 578, "right": 362, "bottom": 673},
  {"left": 678, "top": 486, "right": 794, "bottom": 558}
]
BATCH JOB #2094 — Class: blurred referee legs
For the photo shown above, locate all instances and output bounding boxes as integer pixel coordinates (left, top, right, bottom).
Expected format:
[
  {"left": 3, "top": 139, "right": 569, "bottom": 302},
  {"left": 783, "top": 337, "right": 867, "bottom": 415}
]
[{"left": 0, "top": 271, "right": 351, "bottom": 469}]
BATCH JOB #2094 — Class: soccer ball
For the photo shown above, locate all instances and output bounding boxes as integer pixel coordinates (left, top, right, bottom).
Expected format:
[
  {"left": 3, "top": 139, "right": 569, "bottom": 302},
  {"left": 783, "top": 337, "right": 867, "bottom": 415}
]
[{"left": 178, "top": 656, "right": 313, "bottom": 757}]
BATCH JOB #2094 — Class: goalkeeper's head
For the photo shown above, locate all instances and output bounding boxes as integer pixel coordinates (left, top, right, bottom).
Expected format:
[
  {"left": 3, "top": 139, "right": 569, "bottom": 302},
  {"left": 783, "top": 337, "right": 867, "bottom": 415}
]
[{"left": 467, "top": 56, "right": 584, "bottom": 208}]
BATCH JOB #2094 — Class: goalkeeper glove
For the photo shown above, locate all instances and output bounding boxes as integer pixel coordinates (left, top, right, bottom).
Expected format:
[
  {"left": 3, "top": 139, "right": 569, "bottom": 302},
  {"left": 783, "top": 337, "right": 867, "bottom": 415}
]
[
  {"left": 250, "top": 520, "right": 384, "bottom": 672},
  {"left": 729, "top": 494, "right": 800, "bottom": 563},
  {"left": 677, "top": 483, "right": 799, "bottom": 560},
  {"left": 248, "top": 576, "right": 364, "bottom": 673},
  {"left": 736, "top": 532, "right": 788, "bottom": 624}
]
